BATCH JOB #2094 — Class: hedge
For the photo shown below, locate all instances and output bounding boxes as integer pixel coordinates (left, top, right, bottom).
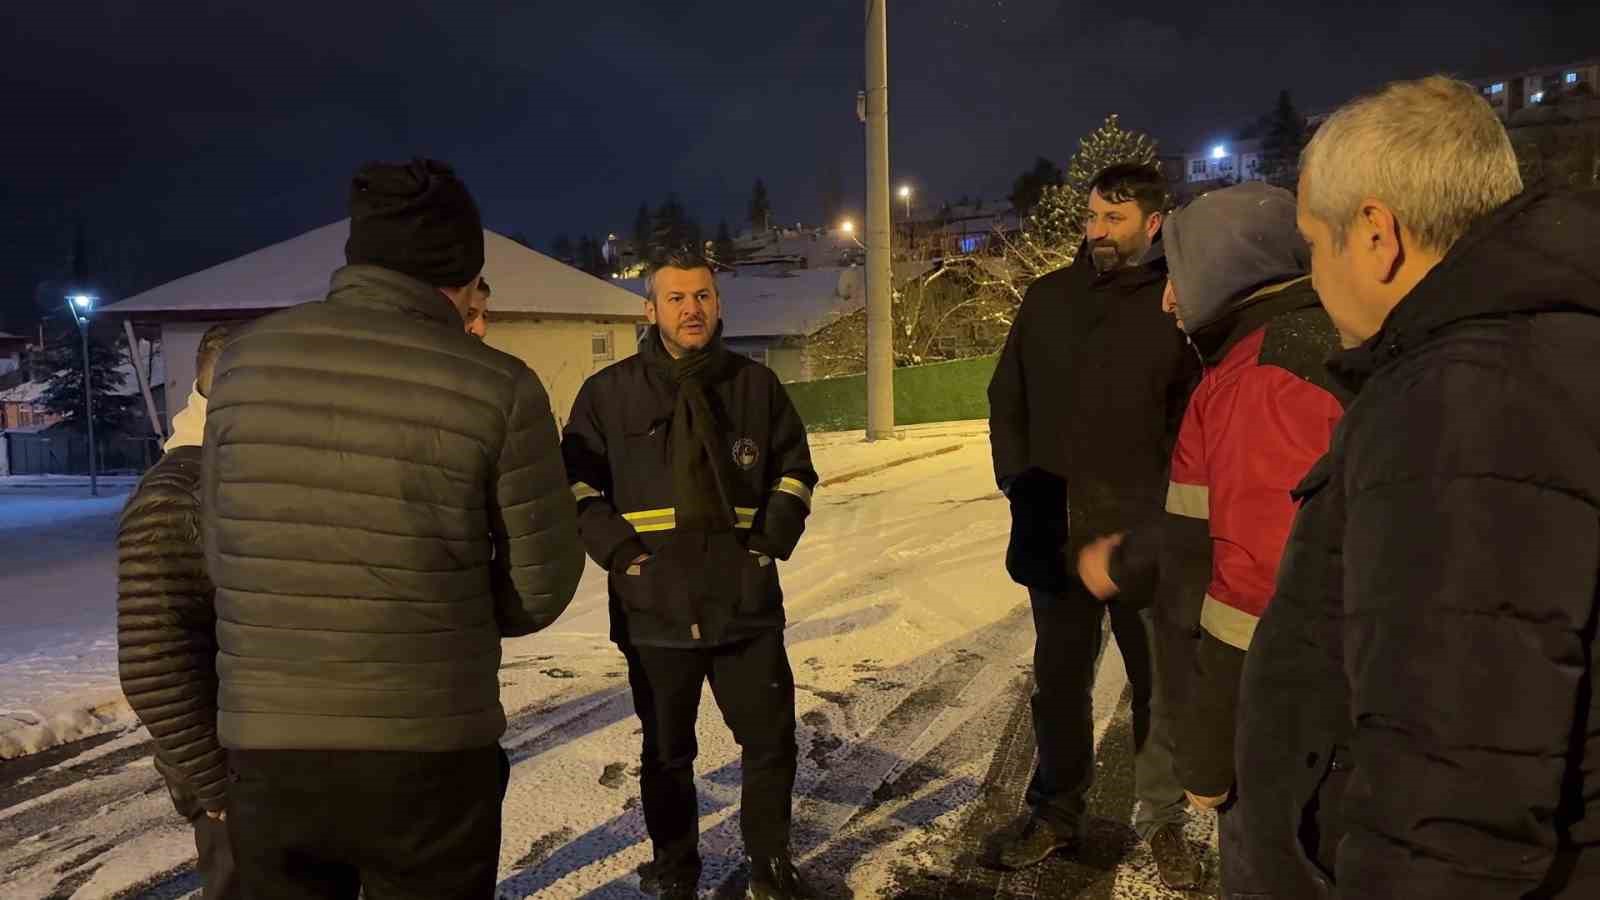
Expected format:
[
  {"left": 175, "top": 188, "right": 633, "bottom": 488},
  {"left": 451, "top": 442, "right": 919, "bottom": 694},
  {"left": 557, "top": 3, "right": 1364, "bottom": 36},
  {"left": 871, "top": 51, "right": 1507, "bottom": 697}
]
[{"left": 785, "top": 355, "right": 999, "bottom": 433}]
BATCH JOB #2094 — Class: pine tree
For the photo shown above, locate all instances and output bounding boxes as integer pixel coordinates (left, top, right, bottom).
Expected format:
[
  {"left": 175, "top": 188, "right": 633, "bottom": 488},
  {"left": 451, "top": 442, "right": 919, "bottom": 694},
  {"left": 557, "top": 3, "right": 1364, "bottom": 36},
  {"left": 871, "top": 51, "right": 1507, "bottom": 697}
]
[
  {"left": 749, "top": 178, "right": 772, "bottom": 234},
  {"left": 632, "top": 203, "right": 653, "bottom": 257},
  {"left": 713, "top": 220, "right": 737, "bottom": 268},
  {"left": 1008, "top": 156, "right": 1065, "bottom": 216},
  {"left": 652, "top": 194, "right": 694, "bottom": 257},
  {"left": 40, "top": 326, "right": 140, "bottom": 437},
  {"left": 1259, "top": 90, "right": 1307, "bottom": 188},
  {"left": 551, "top": 234, "right": 575, "bottom": 264},
  {"left": 1026, "top": 113, "right": 1158, "bottom": 254}
]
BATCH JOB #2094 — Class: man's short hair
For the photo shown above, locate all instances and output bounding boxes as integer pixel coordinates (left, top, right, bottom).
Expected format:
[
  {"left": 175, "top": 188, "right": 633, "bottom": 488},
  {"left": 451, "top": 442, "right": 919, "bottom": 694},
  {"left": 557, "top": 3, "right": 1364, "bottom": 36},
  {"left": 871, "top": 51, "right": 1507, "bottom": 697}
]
[
  {"left": 1300, "top": 75, "right": 1522, "bottom": 254},
  {"left": 479, "top": 277, "right": 491, "bottom": 297},
  {"left": 643, "top": 247, "right": 718, "bottom": 302},
  {"left": 1090, "top": 163, "right": 1170, "bottom": 217},
  {"left": 196, "top": 322, "right": 242, "bottom": 395}
]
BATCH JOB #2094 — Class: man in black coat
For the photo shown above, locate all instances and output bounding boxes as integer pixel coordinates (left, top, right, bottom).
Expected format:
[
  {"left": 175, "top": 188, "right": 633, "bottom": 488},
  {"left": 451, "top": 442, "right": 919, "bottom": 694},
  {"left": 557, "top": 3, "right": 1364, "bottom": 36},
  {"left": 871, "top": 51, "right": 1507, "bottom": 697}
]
[
  {"left": 985, "top": 163, "right": 1200, "bottom": 886},
  {"left": 117, "top": 322, "right": 242, "bottom": 899},
  {"left": 202, "top": 160, "right": 585, "bottom": 900},
  {"left": 1236, "top": 74, "right": 1600, "bottom": 899},
  {"left": 562, "top": 249, "right": 820, "bottom": 900}
]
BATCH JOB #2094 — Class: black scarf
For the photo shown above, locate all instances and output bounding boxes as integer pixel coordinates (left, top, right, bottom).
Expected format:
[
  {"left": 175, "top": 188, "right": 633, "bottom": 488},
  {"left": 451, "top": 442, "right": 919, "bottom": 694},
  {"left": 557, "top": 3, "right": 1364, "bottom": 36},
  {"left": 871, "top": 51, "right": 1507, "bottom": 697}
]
[{"left": 650, "top": 327, "right": 738, "bottom": 533}]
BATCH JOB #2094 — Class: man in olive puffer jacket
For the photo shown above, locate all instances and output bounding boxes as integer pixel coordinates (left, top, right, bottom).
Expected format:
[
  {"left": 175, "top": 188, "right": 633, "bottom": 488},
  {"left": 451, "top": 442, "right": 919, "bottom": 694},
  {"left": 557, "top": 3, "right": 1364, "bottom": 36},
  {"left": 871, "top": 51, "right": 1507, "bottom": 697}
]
[
  {"left": 118, "top": 322, "right": 242, "bottom": 899},
  {"left": 202, "top": 159, "right": 585, "bottom": 900}
]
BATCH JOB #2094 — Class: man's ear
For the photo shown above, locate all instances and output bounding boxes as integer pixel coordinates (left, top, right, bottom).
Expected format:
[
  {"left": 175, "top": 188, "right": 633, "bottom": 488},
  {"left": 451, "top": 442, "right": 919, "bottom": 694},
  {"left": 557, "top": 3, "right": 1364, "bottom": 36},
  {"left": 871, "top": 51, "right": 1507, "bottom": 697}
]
[
  {"left": 1360, "top": 200, "right": 1406, "bottom": 285},
  {"left": 1145, "top": 211, "right": 1165, "bottom": 241},
  {"left": 643, "top": 299, "right": 658, "bottom": 325}
]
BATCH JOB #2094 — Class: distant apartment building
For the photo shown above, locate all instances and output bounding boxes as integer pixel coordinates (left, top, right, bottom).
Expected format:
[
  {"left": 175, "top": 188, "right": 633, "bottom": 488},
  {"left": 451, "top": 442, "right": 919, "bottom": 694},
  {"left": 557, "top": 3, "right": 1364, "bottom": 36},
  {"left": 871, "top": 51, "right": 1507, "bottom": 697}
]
[{"left": 1473, "top": 59, "right": 1599, "bottom": 120}]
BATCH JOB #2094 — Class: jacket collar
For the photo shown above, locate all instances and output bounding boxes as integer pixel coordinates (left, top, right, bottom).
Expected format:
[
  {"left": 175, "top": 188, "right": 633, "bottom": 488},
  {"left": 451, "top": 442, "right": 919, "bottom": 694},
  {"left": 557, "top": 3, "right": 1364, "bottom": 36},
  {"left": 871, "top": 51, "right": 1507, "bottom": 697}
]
[
  {"left": 1329, "top": 187, "right": 1600, "bottom": 394},
  {"left": 1190, "top": 276, "right": 1318, "bottom": 365},
  {"left": 326, "top": 265, "right": 463, "bottom": 327}
]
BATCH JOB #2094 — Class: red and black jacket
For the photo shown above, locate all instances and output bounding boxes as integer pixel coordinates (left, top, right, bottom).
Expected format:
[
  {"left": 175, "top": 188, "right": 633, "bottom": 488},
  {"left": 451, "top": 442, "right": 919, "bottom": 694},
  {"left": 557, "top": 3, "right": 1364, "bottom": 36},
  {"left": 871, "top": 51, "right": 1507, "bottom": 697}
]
[
  {"left": 561, "top": 328, "right": 817, "bottom": 648},
  {"left": 1114, "top": 277, "right": 1345, "bottom": 795}
]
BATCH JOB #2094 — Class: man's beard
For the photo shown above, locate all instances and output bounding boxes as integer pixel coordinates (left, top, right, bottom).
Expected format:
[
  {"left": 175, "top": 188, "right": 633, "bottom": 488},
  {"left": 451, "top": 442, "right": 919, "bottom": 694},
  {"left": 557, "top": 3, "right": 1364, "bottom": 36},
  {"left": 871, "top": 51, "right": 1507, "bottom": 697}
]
[{"left": 1089, "top": 235, "right": 1148, "bottom": 273}]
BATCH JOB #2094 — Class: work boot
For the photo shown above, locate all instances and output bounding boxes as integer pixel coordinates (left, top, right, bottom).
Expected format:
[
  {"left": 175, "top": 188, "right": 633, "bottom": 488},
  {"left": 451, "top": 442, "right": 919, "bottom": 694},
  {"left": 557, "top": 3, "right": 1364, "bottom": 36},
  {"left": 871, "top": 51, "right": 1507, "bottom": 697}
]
[
  {"left": 659, "top": 878, "right": 698, "bottom": 900},
  {"left": 1147, "top": 822, "right": 1203, "bottom": 890},
  {"left": 746, "top": 855, "right": 818, "bottom": 899},
  {"left": 982, "top": 813, "right": 1079, "bottom": 871},
  {"left": 640, "top": 859, "right": 700, "bottom": 898}
]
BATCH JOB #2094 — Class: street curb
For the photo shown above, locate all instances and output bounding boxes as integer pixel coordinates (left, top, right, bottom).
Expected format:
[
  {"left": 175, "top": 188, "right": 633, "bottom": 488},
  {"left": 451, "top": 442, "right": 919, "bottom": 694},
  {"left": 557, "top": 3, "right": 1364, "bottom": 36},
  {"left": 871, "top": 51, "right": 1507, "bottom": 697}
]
[{"left": 819, "top": 442, "right": 966, "bottom": 488}]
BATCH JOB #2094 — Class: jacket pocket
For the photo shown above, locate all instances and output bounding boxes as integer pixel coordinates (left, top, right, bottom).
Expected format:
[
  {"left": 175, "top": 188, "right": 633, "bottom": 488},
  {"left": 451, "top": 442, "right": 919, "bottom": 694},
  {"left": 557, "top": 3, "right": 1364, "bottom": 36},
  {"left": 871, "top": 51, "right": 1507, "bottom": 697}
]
[
  {"left": 739, "top": 546, "right": 782, "bottom": 618},
  {"left": 1296, "top": 744, "right": 1351, "bottom": 881},
  {"left": 612, "top": 539, "right": 700, "bottom": 631}
]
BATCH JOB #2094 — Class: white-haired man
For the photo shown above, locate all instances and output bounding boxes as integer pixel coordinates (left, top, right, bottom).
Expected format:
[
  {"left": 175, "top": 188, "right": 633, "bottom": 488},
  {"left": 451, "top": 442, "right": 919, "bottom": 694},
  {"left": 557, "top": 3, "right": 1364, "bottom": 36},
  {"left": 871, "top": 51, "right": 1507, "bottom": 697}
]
[{"left": 1234, "top": 75, "right": 1600, "bottom": 899}]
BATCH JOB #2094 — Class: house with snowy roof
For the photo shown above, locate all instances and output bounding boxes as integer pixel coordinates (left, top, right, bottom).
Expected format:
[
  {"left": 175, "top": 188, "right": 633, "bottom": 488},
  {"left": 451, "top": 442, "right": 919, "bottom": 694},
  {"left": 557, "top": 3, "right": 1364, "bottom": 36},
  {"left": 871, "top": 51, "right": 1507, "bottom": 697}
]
[{"left": 102, "top": 221, "right": 648, "bottom": 431}]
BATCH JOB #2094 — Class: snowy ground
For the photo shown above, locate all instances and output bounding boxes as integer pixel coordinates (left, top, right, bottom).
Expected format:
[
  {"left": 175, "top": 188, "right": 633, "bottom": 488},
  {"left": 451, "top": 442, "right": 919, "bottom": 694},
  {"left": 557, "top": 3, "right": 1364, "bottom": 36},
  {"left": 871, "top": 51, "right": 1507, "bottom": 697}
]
[
  {"left": 0, "top": 423, "right": 1219, "bottom": 898},
  {"left": 0, "top": 484, "right": 138, "bottom": 759}
]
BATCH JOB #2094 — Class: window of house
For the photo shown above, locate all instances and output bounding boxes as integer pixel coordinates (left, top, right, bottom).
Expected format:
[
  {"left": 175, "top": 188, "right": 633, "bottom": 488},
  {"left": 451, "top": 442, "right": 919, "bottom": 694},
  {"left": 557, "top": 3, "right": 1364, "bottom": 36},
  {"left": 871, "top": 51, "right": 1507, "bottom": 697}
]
[
  {"left": 1531, "top": 91, "right": 1546, "bottom": 105},
  {"left": 1217, "top": 155, "right": 1234, "bottom": 171},
  {"left": 1489, "top": 82, "right": 1505, "bottom": 95},
  {"left": 1567, "top": 72, "right": 1580, "bottom": 85},
  {"left": 592, "top": 331, "right": 614, "bottom": 361},
  {"left": 959, "top": 235, "right": 983, "bottom": 255},
  {"left": 1190, "top": 159, "right": 1207, "bottom": 176}
]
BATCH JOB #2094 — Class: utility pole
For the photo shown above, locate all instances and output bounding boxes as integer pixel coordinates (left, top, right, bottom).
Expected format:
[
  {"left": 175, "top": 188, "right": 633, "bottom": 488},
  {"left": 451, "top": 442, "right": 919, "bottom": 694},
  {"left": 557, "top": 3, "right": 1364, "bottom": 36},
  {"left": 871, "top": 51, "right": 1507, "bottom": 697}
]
[{"left": 864, "top": 0, "right": 894, "bottom": 440}]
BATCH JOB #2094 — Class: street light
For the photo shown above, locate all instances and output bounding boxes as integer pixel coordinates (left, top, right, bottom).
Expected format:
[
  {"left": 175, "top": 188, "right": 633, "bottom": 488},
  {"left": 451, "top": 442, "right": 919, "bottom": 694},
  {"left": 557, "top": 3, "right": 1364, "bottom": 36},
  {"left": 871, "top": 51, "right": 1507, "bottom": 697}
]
[
  {"left": 64, "top": 294, "right": 98, "bottom": 497},
  {"left": 839, "top": 219, "right": 865, "bottom": 250},
  {"left": 1211, "top": 145, "right": 1227, "bottom": 160},
  {"left": 898, "top": 184, "right": 912, "bottom": 220}
]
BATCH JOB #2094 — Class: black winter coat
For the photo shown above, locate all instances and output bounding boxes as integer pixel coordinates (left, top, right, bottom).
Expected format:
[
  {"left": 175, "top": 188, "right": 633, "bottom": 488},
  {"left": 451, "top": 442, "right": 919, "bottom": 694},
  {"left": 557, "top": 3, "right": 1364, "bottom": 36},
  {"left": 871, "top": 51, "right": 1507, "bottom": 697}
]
[
  {"left": 988, "top": 245, "right": 1197, "bottom": 592},
  {"left": 562, "top": 328, "right": 817, "bottom": 648},
  {"left": 1237, "top": 189, "right": 1600, "bottom": 899},
  {"left": 117, "top": 445, "right": 226, "bottom": 816},
  {"left": 202, "top": 265, "right": 586, "bottom": 753}
]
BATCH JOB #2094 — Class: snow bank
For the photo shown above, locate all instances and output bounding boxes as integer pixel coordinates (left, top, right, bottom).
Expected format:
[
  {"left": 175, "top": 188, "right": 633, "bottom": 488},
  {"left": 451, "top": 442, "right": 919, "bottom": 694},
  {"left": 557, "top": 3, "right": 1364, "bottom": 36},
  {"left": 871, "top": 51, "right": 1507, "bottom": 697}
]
[{"left": 0, "top": 693, "right": 136, "bottom": 760}]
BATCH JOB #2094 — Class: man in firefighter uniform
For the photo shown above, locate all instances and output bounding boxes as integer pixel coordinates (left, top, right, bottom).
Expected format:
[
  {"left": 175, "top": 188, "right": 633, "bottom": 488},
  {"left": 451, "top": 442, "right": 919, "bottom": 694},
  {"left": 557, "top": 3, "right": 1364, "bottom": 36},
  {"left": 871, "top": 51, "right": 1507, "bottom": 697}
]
[{"left": 562, "top": 249, "right": 819, "bottom": 900}]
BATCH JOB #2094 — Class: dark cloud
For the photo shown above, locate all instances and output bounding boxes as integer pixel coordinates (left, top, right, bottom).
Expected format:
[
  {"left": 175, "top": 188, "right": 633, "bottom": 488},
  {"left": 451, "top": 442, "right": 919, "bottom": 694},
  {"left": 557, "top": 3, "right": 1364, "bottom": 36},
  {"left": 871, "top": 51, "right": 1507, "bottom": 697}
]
[{"left": 1, "top": 0, "right": 1594, "bottom": 329}]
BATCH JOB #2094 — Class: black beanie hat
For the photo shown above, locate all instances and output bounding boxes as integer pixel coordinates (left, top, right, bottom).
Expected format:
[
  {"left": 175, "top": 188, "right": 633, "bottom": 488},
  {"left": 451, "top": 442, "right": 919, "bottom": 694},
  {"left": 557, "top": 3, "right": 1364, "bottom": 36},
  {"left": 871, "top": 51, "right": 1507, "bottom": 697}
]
[{"left": 345, "top": 159, "right": 485, "bottom": 288}]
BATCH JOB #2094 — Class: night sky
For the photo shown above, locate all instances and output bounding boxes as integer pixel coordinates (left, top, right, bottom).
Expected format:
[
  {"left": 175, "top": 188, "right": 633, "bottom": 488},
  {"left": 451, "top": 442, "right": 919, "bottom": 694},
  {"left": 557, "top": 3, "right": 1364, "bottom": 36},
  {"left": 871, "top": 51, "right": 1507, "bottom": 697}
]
[{"left": 2, "top": 1, "right": 1595, "bottom": 331}]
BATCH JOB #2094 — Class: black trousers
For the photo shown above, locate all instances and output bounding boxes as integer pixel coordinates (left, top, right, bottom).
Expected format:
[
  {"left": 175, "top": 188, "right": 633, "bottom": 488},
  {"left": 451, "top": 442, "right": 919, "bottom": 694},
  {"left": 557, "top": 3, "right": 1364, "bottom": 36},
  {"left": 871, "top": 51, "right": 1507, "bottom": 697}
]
[
  {"left": 191, "top": 811, "right": 241, "bottom": 899},
  {"left": 157, "top": 755, "right": 240, "bottom": 900},
  {"left": 623, "top": 629, "right": 799, "bottom": 881},
  {"left": 1024, "top": 583, "right": 1186, "bottom": 837},
  {"left": 226, "top": 745, "right": 510, "bottom": 900}
]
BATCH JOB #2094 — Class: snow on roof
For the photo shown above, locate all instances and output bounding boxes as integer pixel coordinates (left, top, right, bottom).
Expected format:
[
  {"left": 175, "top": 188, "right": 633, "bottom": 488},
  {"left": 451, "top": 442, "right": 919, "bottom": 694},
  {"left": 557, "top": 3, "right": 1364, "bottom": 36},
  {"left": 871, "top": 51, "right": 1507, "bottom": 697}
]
[
  {"left": 104, "top": 221, "right": 645, "bottom": 320},
  {"left": 617, "top": 268, "right": 863, "bottom": 339}
]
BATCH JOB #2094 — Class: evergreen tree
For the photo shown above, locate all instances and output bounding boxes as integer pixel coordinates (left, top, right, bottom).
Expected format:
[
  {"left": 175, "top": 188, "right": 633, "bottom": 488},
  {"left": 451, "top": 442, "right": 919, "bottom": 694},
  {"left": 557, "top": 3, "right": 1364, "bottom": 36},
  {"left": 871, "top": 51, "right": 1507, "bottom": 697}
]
[
  {"left": 1009, "top": 156, "right": 1065, "bottom": 216},
  {"left": 748, "top": 178, "right": 772, "bottom": 234},
  {"left": 1026, "top": 113, "right": 1158, "bottom": 254},
  {"left": 1259, "top": 90, "right": 1307, "bottom": 188},
  {"left": 551, "top": 234, "right": 575, "bottom": 263},
  {"left": 713, "top": 220, "right": 737, "bottom": 268},
  {"left": 632, "top": 203, "right": 653, "bottom": 257},
  {"left": 652, "top": 194, "right": 695, "bottom": 256},
  {"left": 40, "top": 325, "right": 140, "bottom": 436}
]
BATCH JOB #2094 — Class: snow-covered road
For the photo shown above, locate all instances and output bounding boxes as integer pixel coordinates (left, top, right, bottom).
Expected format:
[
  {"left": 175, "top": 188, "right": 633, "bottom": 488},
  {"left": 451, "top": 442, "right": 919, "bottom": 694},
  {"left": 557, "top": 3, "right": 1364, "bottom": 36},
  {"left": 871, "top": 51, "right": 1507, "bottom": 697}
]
[{"left": 0, "top": 424, "right": 1218, "bottom": 898}]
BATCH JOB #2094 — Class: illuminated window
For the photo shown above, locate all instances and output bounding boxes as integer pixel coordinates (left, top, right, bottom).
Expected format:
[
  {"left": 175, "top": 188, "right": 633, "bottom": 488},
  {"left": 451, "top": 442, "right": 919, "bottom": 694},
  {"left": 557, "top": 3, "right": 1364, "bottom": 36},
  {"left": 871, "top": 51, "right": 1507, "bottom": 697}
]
[
  {"left": 1567, "top": 72, "right": 1579, "bottom": 84},
  {"left": 1489, "top": 82, "right": 1505, "bottom": 94},
  {"left": 1531, "top": 91, "right": 1546, "bottom": 105}
]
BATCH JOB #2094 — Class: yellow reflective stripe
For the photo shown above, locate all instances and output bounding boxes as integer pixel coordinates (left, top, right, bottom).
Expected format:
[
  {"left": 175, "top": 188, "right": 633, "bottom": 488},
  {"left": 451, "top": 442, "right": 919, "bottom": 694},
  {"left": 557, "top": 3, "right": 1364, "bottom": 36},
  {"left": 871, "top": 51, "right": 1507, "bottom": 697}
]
[
  {"left": 772, "top": 476, "right": 814, "bottom": 509},
  {"left": 572, "top": 482, "right": 603, "bottom": 503},
  {"left": 621, "top": 507, "right": 758, "bottom": 532},
  {"left": 622, "top": 508, "right": 676, "bottom": 533},
  {"left": 1201, "top": 595, "right": 1259, "bottom": 651},
  {"left": 1165, "top": 481, "right": 1209, "bottom": 520}
]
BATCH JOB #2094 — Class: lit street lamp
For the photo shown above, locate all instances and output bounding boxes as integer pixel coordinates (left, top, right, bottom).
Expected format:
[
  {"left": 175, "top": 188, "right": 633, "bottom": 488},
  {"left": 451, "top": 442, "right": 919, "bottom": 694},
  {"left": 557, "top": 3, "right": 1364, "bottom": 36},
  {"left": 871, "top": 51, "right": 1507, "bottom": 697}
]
[
  {"left": 65, "top": 294, "right": 97, "bottom": 497},
  {"left": 839, "top": 219, "right": 865, "bottom": 249},
  {"left": 898, "top": 184, "right": 912, "bottom": 220}
]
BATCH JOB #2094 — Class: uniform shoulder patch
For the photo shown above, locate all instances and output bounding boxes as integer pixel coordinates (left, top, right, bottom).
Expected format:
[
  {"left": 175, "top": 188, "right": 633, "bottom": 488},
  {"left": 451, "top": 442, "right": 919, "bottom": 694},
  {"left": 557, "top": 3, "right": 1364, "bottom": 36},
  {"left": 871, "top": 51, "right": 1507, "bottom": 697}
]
[{"left": 732, "top": 438, "right": 760, "bottom": 470}]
